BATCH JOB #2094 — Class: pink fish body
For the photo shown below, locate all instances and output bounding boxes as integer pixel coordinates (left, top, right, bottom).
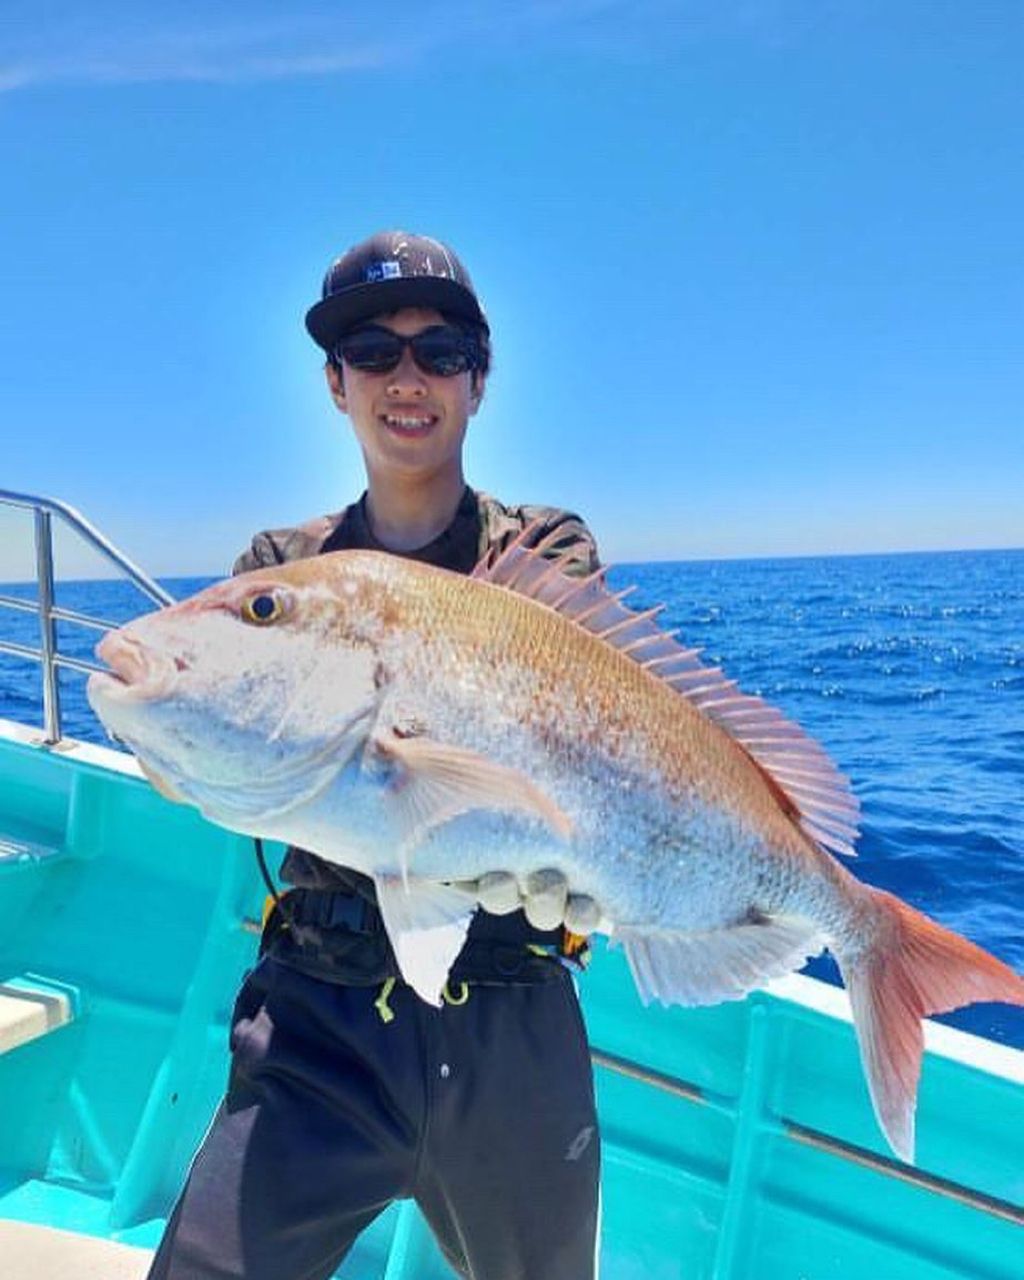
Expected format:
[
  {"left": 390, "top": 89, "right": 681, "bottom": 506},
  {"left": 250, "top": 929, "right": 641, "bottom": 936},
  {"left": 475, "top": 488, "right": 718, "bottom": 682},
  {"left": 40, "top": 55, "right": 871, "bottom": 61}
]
[{"left": 86, "top": 533, "right": 1024, "bottom": 1163}]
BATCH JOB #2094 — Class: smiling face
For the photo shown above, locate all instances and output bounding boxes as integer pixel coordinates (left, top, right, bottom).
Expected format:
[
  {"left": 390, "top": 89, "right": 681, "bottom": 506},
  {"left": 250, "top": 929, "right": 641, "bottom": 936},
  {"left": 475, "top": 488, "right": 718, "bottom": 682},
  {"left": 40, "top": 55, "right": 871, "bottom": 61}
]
[{"left": 325, "top": 307, "right": 485, "bottom": 481}]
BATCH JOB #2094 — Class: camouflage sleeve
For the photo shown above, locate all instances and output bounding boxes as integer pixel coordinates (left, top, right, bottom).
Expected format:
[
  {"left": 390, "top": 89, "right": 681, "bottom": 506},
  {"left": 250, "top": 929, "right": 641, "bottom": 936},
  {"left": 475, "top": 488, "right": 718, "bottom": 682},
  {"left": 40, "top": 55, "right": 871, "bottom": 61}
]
[
  {"left": 230, "top": 514, "right": 343, "bottom": 577},
  {"left": 478, "top": 494, "right": 602, "bottom": 580},
  {"left": 232, "top": 533, "right": 283, "bottom": 577},
  {"left": 524, "top": 508, "right": 602, "bottom": 579}
]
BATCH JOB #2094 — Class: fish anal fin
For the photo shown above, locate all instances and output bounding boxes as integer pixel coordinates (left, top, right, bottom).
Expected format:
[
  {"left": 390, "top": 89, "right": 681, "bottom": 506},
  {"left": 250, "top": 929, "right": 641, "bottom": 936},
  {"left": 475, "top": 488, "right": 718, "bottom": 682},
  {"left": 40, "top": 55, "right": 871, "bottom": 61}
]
[
  {"left": 620, "top": 915, "right": 823, "bottom": 1008},
  {"left": 374, "top": 874, "right": 476, "bottom": 1006}
]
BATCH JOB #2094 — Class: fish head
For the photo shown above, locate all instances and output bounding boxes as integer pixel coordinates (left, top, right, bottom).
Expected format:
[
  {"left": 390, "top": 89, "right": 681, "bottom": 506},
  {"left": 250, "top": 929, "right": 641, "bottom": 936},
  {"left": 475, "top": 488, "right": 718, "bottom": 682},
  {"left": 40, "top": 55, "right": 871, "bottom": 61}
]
[{"left": 86, "top": 560, "right": 387, "bottom": 823}]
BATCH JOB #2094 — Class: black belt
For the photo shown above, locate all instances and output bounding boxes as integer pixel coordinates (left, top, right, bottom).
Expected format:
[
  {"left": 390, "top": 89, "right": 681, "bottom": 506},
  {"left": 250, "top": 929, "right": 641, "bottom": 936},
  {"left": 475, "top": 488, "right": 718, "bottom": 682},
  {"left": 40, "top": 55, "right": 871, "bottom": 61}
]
[
  {"left": 261, "top": 889, "right": 568, "bottom": 987},
  {"left": 279, "top": 886, "right": 377, "bottom": 934}
]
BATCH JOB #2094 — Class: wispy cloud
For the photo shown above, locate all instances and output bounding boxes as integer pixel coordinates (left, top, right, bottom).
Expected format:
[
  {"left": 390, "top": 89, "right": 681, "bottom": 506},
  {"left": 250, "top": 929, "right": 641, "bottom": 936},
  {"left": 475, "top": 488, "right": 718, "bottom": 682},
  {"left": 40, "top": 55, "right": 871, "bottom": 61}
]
[
  {"left": 0, "top": 66, "right": 36, "bottom": 93},
  {"left": 0, "top": 46, "right": 390, "bottom": 91},
  {"left": 0, "top": 1, "right": 827, "bottom": 94},
  {"left": 0, "top": 7, "right": 422, "bottom": 93},
  {"left": 3, "top": 46, "right": 395, "bottom": 91}
]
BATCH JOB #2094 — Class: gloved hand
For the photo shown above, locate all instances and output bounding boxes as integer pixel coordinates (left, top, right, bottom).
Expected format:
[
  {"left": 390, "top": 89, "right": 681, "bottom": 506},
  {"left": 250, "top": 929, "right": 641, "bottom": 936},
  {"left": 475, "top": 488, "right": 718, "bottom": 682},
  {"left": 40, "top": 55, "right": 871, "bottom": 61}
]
[{"left": 459, "top": 868, "right": 603, "bottom": 933}]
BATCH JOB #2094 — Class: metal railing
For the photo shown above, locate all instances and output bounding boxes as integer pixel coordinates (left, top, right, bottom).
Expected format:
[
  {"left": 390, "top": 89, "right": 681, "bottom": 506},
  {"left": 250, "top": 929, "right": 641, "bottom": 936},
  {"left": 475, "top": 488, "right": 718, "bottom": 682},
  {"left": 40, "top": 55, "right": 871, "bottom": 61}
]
[
  {"left": 589, "top": 1045, "right": 1024, "bottom": 1227},
  {"left": 0, "top": 489, "right": 175, "bottom": 745}
]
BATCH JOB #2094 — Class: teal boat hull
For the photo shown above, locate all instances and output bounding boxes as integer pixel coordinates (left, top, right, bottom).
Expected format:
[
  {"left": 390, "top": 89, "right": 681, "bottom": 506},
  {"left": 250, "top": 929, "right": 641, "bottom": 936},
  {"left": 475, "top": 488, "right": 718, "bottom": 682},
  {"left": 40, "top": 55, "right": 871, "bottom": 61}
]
[{"left": 1, "top": 718, "right": 1021, "bottom": 1278}]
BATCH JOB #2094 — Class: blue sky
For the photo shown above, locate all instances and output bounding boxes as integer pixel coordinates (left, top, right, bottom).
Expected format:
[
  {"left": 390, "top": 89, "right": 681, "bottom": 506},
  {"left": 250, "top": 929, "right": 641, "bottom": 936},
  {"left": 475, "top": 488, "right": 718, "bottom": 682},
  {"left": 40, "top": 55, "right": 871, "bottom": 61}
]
[{"left": 1, "top": 1, "right": 1021, "bottom": 579}]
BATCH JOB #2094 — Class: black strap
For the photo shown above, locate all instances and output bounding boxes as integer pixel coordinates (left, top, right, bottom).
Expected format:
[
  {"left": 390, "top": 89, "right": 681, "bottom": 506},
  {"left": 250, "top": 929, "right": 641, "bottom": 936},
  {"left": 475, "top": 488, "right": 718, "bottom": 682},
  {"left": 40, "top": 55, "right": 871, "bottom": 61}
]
[{"left": 254, "top": 837, "right": 292, "bottom": 929}]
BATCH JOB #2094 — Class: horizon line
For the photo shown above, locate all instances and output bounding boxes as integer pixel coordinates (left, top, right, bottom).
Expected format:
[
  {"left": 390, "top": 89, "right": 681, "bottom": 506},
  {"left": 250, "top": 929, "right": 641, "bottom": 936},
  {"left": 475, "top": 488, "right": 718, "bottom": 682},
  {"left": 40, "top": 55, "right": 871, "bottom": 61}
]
[{"left": 0, "top": 542, "right": 1021, "bottom": 589}]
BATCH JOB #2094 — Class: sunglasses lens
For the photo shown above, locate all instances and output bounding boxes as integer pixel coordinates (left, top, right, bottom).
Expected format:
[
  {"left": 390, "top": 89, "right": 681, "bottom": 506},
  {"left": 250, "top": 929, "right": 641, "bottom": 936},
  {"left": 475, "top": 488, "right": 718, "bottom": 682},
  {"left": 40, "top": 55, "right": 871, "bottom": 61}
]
[
  {"left": 410, "top": 328, "right": 473, "bottom": 376},
  {"left": 336, "top": 329, "right": 403, "bottom": 372}
]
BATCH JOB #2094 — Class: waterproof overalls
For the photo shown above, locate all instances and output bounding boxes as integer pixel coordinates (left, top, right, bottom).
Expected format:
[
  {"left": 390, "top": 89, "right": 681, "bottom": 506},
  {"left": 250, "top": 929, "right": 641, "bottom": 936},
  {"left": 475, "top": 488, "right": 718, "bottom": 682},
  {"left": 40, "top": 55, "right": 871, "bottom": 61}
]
[{"left": 146, "top": 489, "right": 602, "bottom": 1280}]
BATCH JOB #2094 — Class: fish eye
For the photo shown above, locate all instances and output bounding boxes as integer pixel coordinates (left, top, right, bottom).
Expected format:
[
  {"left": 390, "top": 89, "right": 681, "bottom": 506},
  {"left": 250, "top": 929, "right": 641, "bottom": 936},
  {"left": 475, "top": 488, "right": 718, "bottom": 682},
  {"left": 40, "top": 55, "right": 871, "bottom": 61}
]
[{"left": 241, "top": 591, "right": 285, "bottom": 625}]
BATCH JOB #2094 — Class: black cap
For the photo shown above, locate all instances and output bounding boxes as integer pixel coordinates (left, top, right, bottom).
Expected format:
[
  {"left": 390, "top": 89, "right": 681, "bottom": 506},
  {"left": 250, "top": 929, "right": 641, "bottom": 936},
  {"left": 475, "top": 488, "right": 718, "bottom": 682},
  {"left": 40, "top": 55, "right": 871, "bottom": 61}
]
[{"left": 305, "top": 230, "right": 488, "bottom": 351}]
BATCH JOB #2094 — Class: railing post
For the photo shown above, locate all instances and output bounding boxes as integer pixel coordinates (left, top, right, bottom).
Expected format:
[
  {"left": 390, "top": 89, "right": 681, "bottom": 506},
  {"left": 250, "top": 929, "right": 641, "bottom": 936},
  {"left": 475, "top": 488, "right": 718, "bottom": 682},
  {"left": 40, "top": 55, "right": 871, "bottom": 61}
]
[
  {"left": 0, "top": 488, "right": 175, "bottom": 744},
  {"left": 34, "top": 508, "right": 62, "bottom": 744},
  {"left": 712, "top": 1000, "right": 771, "bottom": 1280}
]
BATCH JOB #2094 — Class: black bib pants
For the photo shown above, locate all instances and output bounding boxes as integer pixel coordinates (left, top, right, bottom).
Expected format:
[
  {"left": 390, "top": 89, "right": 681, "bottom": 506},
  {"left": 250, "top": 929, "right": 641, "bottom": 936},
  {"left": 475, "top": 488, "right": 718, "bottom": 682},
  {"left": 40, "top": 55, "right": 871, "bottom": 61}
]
[{"left": 146, "top": 892, "right": 601, "bottom": 1280}]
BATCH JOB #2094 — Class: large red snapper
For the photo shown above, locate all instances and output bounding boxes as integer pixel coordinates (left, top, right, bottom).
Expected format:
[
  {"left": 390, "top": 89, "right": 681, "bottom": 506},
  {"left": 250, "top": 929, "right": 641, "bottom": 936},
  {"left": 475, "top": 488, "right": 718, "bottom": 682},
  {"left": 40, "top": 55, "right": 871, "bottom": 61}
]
[{"left": 86, "top": 532, "right": 1024, "bottom": 1163}]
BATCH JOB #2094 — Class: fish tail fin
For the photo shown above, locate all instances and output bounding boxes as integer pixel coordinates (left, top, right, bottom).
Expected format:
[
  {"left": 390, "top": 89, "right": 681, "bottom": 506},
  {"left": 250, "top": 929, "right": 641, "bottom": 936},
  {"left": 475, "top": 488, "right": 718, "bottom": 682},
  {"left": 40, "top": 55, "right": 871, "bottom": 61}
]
[{"left": 838, "top": 887, "right": 1024, "bottom": 1164}]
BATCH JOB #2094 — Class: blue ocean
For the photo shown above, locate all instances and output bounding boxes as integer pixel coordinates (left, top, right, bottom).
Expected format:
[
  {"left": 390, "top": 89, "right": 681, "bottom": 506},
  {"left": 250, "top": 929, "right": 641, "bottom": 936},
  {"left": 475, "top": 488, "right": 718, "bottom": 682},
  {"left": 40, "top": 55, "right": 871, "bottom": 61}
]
[{"left": 1, "top": 548, "right": 1022, "bottom": 1047}]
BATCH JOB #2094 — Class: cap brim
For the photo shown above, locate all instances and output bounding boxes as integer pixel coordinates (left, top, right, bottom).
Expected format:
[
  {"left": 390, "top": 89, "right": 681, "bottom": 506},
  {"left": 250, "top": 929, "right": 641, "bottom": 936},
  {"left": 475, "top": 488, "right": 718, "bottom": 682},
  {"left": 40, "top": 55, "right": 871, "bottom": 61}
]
[{"left": 305, "top": 277, "right": 488, "bottom": 350}]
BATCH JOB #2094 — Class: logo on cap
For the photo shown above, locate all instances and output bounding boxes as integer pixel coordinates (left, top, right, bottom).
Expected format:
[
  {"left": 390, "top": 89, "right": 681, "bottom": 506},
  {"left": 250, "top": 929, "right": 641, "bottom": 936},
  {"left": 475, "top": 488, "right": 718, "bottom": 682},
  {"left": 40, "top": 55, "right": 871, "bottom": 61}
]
[{"left": 363, "top": 260, "right": 402, "bottom": 283}]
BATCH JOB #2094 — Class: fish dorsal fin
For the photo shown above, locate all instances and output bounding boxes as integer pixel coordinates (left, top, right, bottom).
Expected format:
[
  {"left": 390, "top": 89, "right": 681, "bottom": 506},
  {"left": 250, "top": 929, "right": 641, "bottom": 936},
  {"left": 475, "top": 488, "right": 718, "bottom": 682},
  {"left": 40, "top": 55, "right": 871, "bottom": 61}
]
[{"left": 473, "top": 524, "right": 860, "bottom": 859}]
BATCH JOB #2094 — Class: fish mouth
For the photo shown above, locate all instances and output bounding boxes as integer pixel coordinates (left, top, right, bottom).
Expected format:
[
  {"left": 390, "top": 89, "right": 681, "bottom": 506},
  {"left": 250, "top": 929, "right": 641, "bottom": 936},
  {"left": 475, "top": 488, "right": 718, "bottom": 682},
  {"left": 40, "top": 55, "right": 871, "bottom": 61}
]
[{"left": 90, "top": 631, "right": 180, "bottom": 701}]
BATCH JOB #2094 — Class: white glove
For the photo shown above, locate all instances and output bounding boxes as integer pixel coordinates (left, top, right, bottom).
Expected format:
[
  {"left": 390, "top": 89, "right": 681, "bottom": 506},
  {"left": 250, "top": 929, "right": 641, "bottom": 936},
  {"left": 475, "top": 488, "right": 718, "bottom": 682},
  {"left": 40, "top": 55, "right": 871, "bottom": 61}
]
[{"left": 463, "top": 869, "right": 602, "bottom": 933}]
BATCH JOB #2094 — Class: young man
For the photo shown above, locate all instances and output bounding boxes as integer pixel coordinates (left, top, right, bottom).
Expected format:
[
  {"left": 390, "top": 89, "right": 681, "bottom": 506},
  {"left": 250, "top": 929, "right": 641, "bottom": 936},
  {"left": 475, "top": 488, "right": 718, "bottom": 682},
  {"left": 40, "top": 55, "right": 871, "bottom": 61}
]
[{"left": 146, "top": 231, "right": 603, "bottom": 1280}]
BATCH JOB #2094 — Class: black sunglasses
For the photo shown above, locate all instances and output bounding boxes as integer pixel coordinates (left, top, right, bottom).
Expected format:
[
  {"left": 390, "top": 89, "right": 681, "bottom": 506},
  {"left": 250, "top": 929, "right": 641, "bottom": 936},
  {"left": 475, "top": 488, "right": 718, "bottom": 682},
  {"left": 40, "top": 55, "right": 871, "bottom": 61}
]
[{"left": 332, "top": 324, "right": 483, "bottom": 377}]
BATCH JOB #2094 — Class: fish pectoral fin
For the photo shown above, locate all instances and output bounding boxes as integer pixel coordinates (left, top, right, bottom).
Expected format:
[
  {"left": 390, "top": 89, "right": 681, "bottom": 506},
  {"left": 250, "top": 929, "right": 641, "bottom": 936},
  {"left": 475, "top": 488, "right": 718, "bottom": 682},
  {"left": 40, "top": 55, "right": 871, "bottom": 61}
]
[
  {"left": 373, "top": 874, "right": 477, "bottom": 1007},
  {"left": 620, "top": 914, "right": 823, "bottom": 1008},
  {"left": 370, "top": 733, "right": 573, "bottom": 868}
]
